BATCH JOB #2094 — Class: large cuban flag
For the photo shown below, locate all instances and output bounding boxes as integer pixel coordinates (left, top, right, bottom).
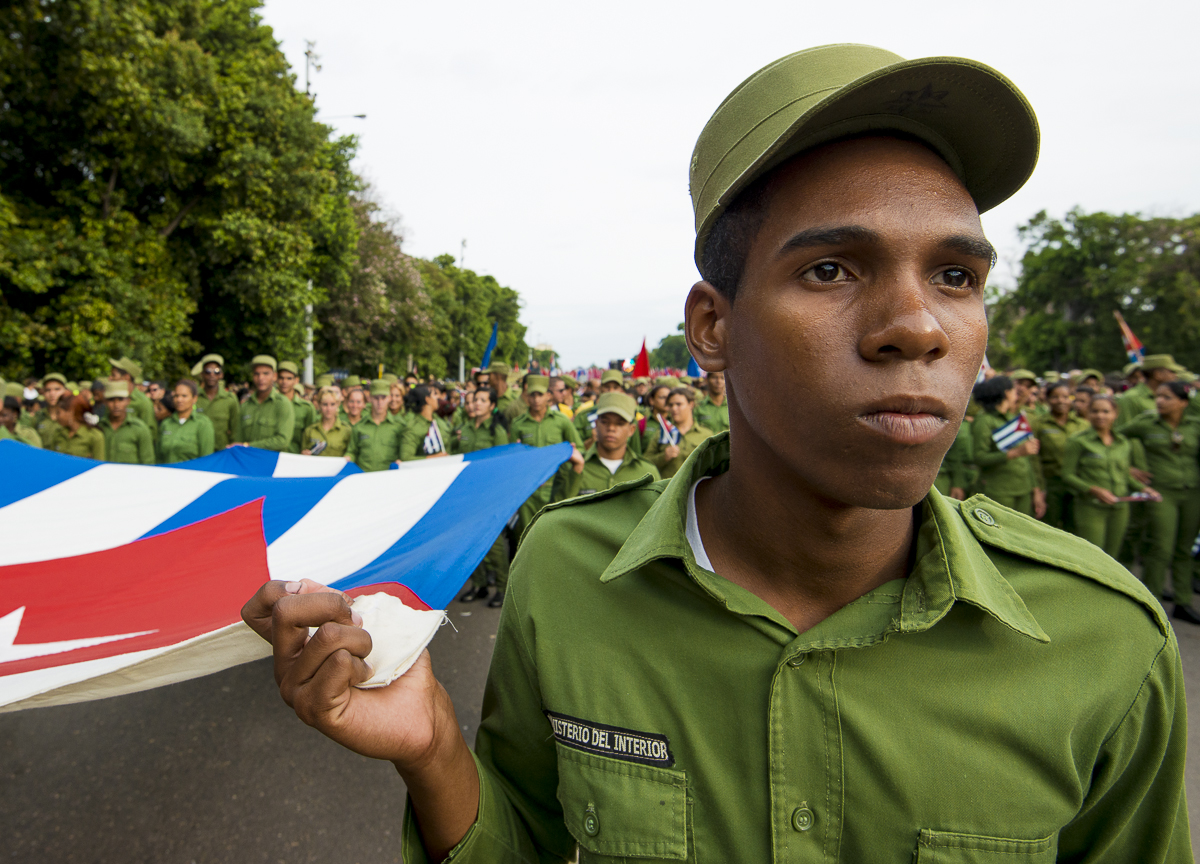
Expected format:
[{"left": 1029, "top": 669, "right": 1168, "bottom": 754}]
[{"left": 0, "top": 440, "right": 570, "bottom": 713}]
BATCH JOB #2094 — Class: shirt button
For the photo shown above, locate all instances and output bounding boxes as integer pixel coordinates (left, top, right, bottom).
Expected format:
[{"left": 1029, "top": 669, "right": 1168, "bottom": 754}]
[
  {"left": 791, "top": 803, "right": 814, "bottom": 832},
  {"left": 787, "top": 654, "right": 806, "bottom": 667},
  {"left": 972, "top": 508, "right": 996, "bottom": 526},
  {"left": 583, "top": 806, "right": 600, "bottom": 837}
]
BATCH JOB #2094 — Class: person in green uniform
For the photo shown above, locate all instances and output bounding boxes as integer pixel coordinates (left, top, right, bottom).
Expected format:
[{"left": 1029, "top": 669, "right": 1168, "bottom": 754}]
[
  {"left": 548, "top": 377, "right": 575, "bottom": 420},
  {"left": 1119, "top": 380, "right": 1200, "bottom": 623},
  {"left": 638, "top": 382, "right": 672, "bottom": 453},
  {"left": 346, "top": 381, "right": 404, "bottom": 472},
  {"left": 344, "top": 388, "right": 366, "bottom": 429},
  {"left": 400, "top": 384, "right": 453, "bottom": 461},
  {"left": 233, "top": 355, "right": 294, "bottom": 451},
  {"left": 934, "top": 415, "right": 973, "bottom": 499},
  {"left": 36, "top": 373, "right": 71, "bottom": 452},
  {"left": 1117, "top": 354, "right": 1182, "bottom": 421},
  {"left": 1, "top": 395, "right": 42, "bottom": 447},
  {"left": 1062, "top": 394, "right": 1155, "bottom": 559},
  {"left": 551, "top": 392, "right": 659, "bottom": 503},
  {"left": 52, "top": 393, "right": 105, "bottom": 459},
  {"left": 693, "top": 369, "right": 729, "bottom": 433},
  {"left": 243, "top": 45, "right": 1190, "bottom": 863},
  {"left": 108, "top": 357, "right": 156, "bottom": 429},
  {"left": 301, "top": 387, "right": 353, "bottom": 458},
  {"left": 158, "top": 379, "right": 215, "bottom": 463},
  {"left": 572, "top": 369, "right": 625, "bottom": 447},
  {"left": 98, "top": 381, "right": 155, "bottom": 465},
  {"left": 192, "top": 353, "right": 241, "bottom": 451},
  {"left": 454, "top": 386, "right": 512, "bottom": 605},
  {"left": 1032, "top": 380, "right": 1090, "bottom": 529},
  {"left": 486, "top": 362, "right": 520, "bottom": 422},
  {"left": 276, "top": 361, "right": 317, "bottom": 454},
  {"left": 644, "top": 386, "right": 714, "bottom": 479},
  {"left": 970, "top": 375, "right": 1045, "bottom": 517}
]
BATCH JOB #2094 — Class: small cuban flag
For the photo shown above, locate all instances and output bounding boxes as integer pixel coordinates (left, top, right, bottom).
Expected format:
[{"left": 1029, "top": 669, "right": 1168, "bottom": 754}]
[
  {"left": 657, "top": 413, "right": 680, "bottom": 446},
  {"left": 992, "top": 413, "right": 1033, "bottom": 452},
  {"left": 423, "top": 420, "right": 446, "bottom": 456},
  {"left": 585, "top": 410, "right": 598, "bottom": 430}
]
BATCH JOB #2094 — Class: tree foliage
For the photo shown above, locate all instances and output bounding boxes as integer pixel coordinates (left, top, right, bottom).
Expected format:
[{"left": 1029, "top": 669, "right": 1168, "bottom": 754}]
[
  {"left": 988, "top": 209, "right": 1200, "bottom": 373},
  {"left": 650, "top": 323, "right": 689, "bottom": 369}
]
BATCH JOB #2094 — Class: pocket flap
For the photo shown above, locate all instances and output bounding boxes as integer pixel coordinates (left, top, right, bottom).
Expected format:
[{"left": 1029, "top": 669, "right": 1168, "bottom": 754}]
[
  {"left": 917, "top": 829, "right": 1055, "bottom": 863},
  {"left": 555, "top": 744, "right": 688, "bottom": 860}
]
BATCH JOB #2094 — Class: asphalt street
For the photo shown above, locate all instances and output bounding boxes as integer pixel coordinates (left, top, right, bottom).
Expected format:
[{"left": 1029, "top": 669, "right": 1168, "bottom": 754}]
[{"left": 3, "top": 585, "right": 1200, "bottom": 863}]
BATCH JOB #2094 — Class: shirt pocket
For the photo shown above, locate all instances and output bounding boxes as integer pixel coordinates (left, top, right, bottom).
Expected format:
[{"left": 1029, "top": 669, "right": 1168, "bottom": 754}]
[
  {"left": 915, "top": 829, "right": 1055, "bottom": 863},
  {"left": 555, "top": 744, "right": 688, "bottom": 861}
]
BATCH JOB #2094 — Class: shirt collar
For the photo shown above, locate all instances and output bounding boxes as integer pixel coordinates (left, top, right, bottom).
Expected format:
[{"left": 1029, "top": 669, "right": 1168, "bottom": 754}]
[{"left": 601, "top": 434, "right": 1048, "bottom": 643}]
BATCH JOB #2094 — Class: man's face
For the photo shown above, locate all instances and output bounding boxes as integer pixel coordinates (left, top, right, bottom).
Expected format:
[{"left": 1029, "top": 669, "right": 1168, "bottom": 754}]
[
  {"left": 489, "top": 373, "right": 506, "bottom": 392},
  {"left": 147, "top": 383, "right": 165, "bottom": 401},
  {"left": 634, "top": 382, "right": 648, "bottom": 397},
  {"left": 549, "top": 381, "right": 570, "bottom": 405},
  {"left": 706, "top": 371, "right": 725, "bottom": 398},
  {"left": 1149, "top": 368, "right": 1176, "bottom": 386},
  {"left": 202, "top": 363, "right": 222, "bottom": 387},
  {"left": 0, "top": 406, "right": 15, "bottom": 429},
  {"left": 106, "top": 396, "right": 129, "bottom": 422},
  {"left": 252, "top": 366, "right": 276, "bottom": 393},
  {"left": 525, "top": 390, "right": 551, "bottom": 413},
  {"left": 687, "top": 136, "right": 991, "bottom": 509},
  {"left": 600, "top": 381, "right": 622, "bottom": 395},
  {"left": 370, "top": 393, "right": 390, "bottom": 417},
  {"left": 1015, "top": 379, "right": 1034, "bottom": 404},
  {"left": 43, "top": 382, "right": 66, "bottom": 405},
  {"left": 278, "top": 371, "right": 298, "bottom": 393},
  {"left": 594, "top": 412, "right": 634, "bottom": 453},
  {"left": 109, "top": 367, "right": 132, "bottom": 383}
]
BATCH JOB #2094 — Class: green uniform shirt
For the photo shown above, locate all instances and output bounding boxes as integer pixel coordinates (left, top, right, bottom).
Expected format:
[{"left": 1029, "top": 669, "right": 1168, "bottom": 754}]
[
  {"left": 1061, "top": 429, "right": 1144, "bottom": 498},
  {"left": 1032, "top": 412, "right": 1090, "bottom": 480},
  {"left": 971, "top": 410, "right": 1042, "bottom": 497},
  {"left": 935, "top": 420, "right": 974, "bottom": 493},
  {"left": 509, "top": 410, "right": 581, "bottom": 451},
  {"left": 402, "top": 434, "right": 1190, "bottom": 864},
  {"left": 284, "top": 391, "right": 317, "bottom": 454},
  {"left": 54, "top": 425, "right": 105, "bottom": 460},
  {"left": 99, "top": 416, "right": 155, "bottom": 465},
  {"left": 347, "top": 413, "right": 404, "bottom": 472},
  {"left": 36, "top": 415, "right": 63, "bottom": 452},
  {"left": 452, "top": 417, "right": 510, "bottom": 454},
  {"left": 18, "top": 407, "right": 36, "bottom": 429},
  {"left": 644, "top": 423, "right": 715, "bottom": 479},
  {"left": 129, "top": 387, "right": 156, "bottom": 429},
  {"left": 400, "top": 415, "right": 453, "bottom": 461},
  {"left": 236, "top": 388, "right": 295, "bottom": 452},
  {"left": 550, "top": 446, "right": 660, "bottom": 503},
  {"left": 158, "top": 413, "right": 215, "bottom": 463},
  {"left": 496, "top": 390, "right": 523, "bottom": 422},
  {"left": 195, "top": 385, "right": 241, "bottom": 451},
  {"left": 693, "top": 395, "right": 729, "bottom": 434},
  {"left": 1, "top": 423, "right": 42, "bottom": 448},
  {"left": 301, "top": 420, "right": 353, "bottom": 458},
  {"left": 1118, "top": 415, "right": 1200, "bottom": 490},
  {"left": 1116, "top": 381, "right": 1156, "bottom": 422}
]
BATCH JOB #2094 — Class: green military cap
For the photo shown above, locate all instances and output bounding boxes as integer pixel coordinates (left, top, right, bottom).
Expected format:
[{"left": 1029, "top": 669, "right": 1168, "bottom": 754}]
[
  {"left": 368, "top": 380, "right": 391, "bottom": 396},
  {"left": 1122, "top": 361, "right": 1143, "bottom": 377},
  {"left": 1041, "top": 371, "right": 1061, "bottom": 383},
  {"left": 343, "top": 374, "right": 362, "bottom": 388},
  {"left": 524, "top": 374, "right": 550, "bottom": 394},
  {"left": 1177, "top": 370, "right": 1197, "bottom": 383},
  {"left": 1076, "top": 368, "right": 1104, "bottom": 381},
  {"left": 635, "top": 376, "right": 651, "bottom": 385},
  {"left": 1009, "top": 369, "right": 1037, "bottom": 383},
  {"left": 108, "top": 356, "right": 143, "bottom": 381},
  {"left": 65, "top": 381, "right": 79, "bottom": 393},
  {"left": 190, "top": 352, "right": 226, "bottom": 376},
  {"left": 599, "top": 369, "right": 624, "bottom": 387},
  {"left": 486, "top": 361, "right": 512, "bottom": 377},
  {"left": 690, "top": 44, "right": 1039, "bottom": 268},
  {"left": 655, "top": 376, "right": 681, "bottom": 389},
  {"left": 41, "top": 372, "right": 67, "bottom": 387},
  {"left": 381, "top": 373, "right": 399, "bottom": 384},
  {"left": 278, "top": 361, "right": 300, "bottom": 375},
  {"left": 103, "top": 380, "right": 131, "bottom": 399},
  {"left": 315, "top": 374, "right": 335, "bottom": 387},
  {"left": 1141, "top": 354, "right": 1185, "bottom": 372},
  {"left": 5, "top": 381, "right": 23, "bottom": 399},
  {"left": 594, "top": 392, "right": 638, "bottom": 423},
  {"left": 250, "top": 354, "right": 277, "bottom": 371}
]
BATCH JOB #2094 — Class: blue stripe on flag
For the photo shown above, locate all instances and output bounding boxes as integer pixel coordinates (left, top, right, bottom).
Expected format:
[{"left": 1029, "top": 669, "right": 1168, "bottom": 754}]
[
  {"left": 139, "top": 477, "right": 340, "bottom": 543},
  {"left": 0, "top": 440, "right": 98, "bottom": 509},
  {"left": 170, "top": 447, "right": 280, "bottom": 475}
]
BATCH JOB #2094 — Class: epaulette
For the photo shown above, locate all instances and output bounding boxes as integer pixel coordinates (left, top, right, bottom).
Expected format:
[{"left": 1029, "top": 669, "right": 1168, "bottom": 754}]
[
  {"left": 537, "top": 473, "right": 661, "bottom": 518},
  {"left": 956, "top": 494, "right": 1168, "bottom": 635}
]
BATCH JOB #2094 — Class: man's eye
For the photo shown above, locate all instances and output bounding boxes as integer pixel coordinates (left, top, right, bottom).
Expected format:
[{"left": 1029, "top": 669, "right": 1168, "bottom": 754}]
[
  {"left": 934, "top": 268, "right": 974, "bottom": 289},
  {"left": 802, "top": 262, "right": 849, "bottom": 283}
]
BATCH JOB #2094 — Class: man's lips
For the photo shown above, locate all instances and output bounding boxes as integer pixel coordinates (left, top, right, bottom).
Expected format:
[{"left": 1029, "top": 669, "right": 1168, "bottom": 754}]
[{"left": 858, "top": 397, "right": 951, "bottom": 446}]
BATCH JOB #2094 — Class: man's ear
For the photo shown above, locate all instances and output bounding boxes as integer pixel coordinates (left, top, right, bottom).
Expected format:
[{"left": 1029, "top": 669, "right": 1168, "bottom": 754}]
[{"left": 684, "top": 281, "right": 730, "bottom": 373}]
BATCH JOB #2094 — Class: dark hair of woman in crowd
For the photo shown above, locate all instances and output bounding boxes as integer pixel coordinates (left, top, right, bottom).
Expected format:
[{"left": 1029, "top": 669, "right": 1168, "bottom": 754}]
[
  {"left": 1159, "top": 380, "right": 1190, "bottom": 402},
  {"left": 972, "top": 375, "right": 1013, "bottom": 412},
  {"left": 1045, "top": 381, "right": 1072, "bottom": 399},
  {"left": 61, "top": 393, "right": 99, "bottom": 427},
  {"left": 404, "top": 384, "right": 432, "bottom": 413},
  {"left": 174, "top": 378, "right": 199, "bottom": 397}
]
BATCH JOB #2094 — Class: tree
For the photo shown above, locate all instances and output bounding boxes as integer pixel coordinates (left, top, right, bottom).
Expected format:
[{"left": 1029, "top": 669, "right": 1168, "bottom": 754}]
[
  {"left": 0, "top": 0, "right": 358, "bottom": 382},
  {"left": 650, "top": 323, "right": 690, "bottom": 369}
]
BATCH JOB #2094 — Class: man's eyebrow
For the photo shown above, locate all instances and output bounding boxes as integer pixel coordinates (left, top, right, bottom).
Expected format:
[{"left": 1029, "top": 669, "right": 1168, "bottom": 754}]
[
  {"left": 942, "top": 234, "right": 998, "bottom": 266},
  {"left": 779, "top": 226, "right": 997, "bottom": 266}
]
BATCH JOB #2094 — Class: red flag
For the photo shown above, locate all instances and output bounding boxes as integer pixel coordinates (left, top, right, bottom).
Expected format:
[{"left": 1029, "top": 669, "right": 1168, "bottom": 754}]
[{"left": 632, "top": 339, "right": 650, "bottom": 378}]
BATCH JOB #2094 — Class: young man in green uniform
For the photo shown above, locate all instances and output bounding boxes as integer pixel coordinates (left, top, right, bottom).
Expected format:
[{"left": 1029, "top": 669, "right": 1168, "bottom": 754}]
[
  {"left": 277, "top": 361, "right": 317, "bottom": 454},
  {"left": 234, "top": 356, "right": 295, "bottom": 452},
  {"left": 508, "top": 374, "right": 583, "bottom": 545},
  {"left": 693, "top": 370, "right": 729, "bottom": 433},
  {"left": 243, "top": 45, "right": 1190, "bottom": 862},
  {"left": 193, "top": 353, "right": 241, "bottom": 451},
  {"left": 573, "top": 369, "right": 625, "bottom": 447},
  {"left": 108, "top": 356, "right": 156, "bottom": 428},
  {"left": 35, "top": 373, "right": 70, "bottom": 452},
  {"left": 0, "top": 395, "right": 42, "bottom": 447},
  {"left": 486, "top": 362, "right": 521, "bottom": 421},
  {"left": 347, "top": 380, "right": 404, "bottom": 472},
  {"left": 551, "top": 392, "right": 659, "bottom": 503},
  {"left": 98, "top": 381, "right": 155, "bottom": 465}
]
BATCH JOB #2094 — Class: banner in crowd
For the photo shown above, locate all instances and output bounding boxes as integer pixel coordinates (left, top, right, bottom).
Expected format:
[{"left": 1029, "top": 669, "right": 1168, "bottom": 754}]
[{"left": 0, "top": 441, "right": 571, "bottom": 712}]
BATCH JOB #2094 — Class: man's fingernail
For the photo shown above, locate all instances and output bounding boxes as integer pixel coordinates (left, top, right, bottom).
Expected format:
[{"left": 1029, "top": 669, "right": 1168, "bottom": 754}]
[
  {"left": 285, "top": 581, "right": 302, "bottom": 594},
  {"left": 351, "top": 610, "right": 363, "bottom": 627}
]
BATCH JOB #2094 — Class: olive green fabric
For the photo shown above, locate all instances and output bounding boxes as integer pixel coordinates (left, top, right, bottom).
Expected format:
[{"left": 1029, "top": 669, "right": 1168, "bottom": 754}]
[
  {"left": 1144, "top": 491, "right": 1200, "bottom": 607},
  {"left": 1, "top": 423, "right": 41, "bottom": 448},
  {"left": 495, "top": 389, "right": 523, "bottom": 422},
  {"left": 195, "top": 384, "right": 241, "bottom": 450},
  {"left": 971, "top": 410, "right": 1041, "bottom": 498},
  {"left": 301, "top": 419, "right": 353, "bottom": 458},
  {"left": 35, "top": 414, "right": 63, "bottom": 452},
  {"left": 236, "top": 388, "right": 294, "bottom": 452},
  {"left": 1119, "top": 415, "right": 1200, "bottom": 492},
  {"left": 644, "top": 423, "right": 714, "bottom": 479},
  {"left": 1061, "top": 430, "right": 1144, "bottom": 500},
  {"left": 128, "top": 387, "right": 156, "bottom": 429},
  {"left": 99, "top": 416, "right": 155, "bottom": 465},
  {"left": 934, "top": 420, "right": 974, "bottom": 494},
  {"left": 550, "top": 446, "right": 660, "bottom": 503},
  {"left": 1032, "top": 412, "right": 1090, "bottom": 481},
  {"left": 452, "top": 416, "right": 509, "bottom": 455},
  {"left": 400, "top": 415, "right": 452, "bottom": 461},
  {"left": 1074, "top": 500, "right": 1130, "bottom": 559},
  {"left": 157, "top": 413, "right": 215, "bottom": 463},
  {"left": 347, "top": 413, "right": 403, "bottom": 472},
  {"left": 508, "top": 411, "right": 582, "bottom": 536},
  {"left": 402, "top": 435, "right": 1189, "bottom": 863},
  {"left": 54, "top": 426, "right": 105, "bottom": 460},
  {"left": 693, "top": 395, "right": 729, "bottom": 434},
  {"left": 285, "top": 391, "right": 317, "bottom": 454},
  {"left": 1116, "top": 381, "right": 1156, "bottom": 422}
]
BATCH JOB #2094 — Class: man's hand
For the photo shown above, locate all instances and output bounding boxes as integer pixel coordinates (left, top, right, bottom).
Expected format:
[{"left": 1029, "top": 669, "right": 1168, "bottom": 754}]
[
  {"left": 1089, "top": 486, "right": 1119, "bottom": 506},
  {"left": 664, "top": 444, "right": 680, "bottom": 462},
  {"left": 1033, "top": 487, "right": 1047, "bottom": 519},
  {"left": 1131, "top": 467, "right": 1153, "bottom": 485},
  {"left": 570, "top": 445, "right": 585, "bottom": 474}
]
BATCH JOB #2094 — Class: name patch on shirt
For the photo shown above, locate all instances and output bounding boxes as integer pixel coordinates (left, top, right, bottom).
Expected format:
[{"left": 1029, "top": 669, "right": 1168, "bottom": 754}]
[{"left": 545, "top": 710, "right": 674, "bottom": 767}]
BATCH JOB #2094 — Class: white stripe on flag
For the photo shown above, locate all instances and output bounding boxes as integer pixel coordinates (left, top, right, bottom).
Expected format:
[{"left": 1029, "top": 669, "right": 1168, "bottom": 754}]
[
  {"left": 0, "top": 464, "right": 230, "bottom": 567},
  {"left": 265, "top": 461, "right": 468, "bottom": 585},
  {"left": 271, "top": 452, "right": 350, "bottom": 478}
]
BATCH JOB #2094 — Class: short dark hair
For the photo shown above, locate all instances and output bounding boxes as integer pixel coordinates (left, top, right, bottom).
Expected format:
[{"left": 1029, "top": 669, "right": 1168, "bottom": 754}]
[
  {"left": 476, "top": 385, "right": 498, "bottom": 407},
  {"left": 700, "top": 172, "right": 774, "bottom": 301},
  {"left": 972, "top": 375, "right": 1013, "bottom": 411},
  {"left": 174, "top": 378, "right": 199, "bottom": 396},
  {"left": 1074, "top": 386, "right": 1096, "bottom": 397},
  {"left": 2, "top": 395, "right": 20, "bottom": 412},
  {"left": 667, "top": 386, "right": 695, "bottom": 404},
  {"left": 1157, "top": 380, "right": 1189, "bottom": 402},
  {"left": 1045, "top": 381, "right": 1072, "bottom": 398}
]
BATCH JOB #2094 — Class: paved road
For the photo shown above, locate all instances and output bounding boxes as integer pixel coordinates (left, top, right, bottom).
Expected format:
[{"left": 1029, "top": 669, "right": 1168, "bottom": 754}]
[{"left": 3, "top": 588, "right": 1200, "bottom": 862}]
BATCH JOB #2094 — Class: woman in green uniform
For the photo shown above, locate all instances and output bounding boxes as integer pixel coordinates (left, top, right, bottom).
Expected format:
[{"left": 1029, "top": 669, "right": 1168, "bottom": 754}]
[
  {"left": 1119, "top": 381, "right": 1200, "bottom": 623},
  {"left": 1034, "top": 380, "right": 1090, "bottom": 529},
  {"left": 639, "top": 384, "right": 672, "bottom": 454},
  {"left": 934, "top": 417, "right": 973, "bottom": 499},
  {"left": 301, "top": 387, "right": 353, "bottom": 457},
  {"left": 53, "top": 394, "right": 105, "bottom": 459},
  {"left": 1062, "top": 394, "right": 1155, "bottom": 559},
  {"left": 400, "top": 385, "right": 453, "bottom": 461},
  {"left": 455, "top": 386, "right": 512, "bottom": 604},
  {"left": 644, "top": 387, "right": 713, "bottom": 479},
  {"left": 344, "top": 389, "right": 366, "bottom": 428},
  {"left": 158, "top": 379, "right": 215, "bottom": 463},
  {"left": 970, "top": 375, "right": 1044, "bottom": 517}
]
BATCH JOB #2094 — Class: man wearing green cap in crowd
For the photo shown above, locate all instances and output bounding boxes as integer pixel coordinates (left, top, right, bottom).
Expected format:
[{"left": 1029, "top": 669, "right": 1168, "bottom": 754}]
[
  {"left": 1118, "top": 354, "right": 1182, "bottom": 421},
  {"left": 693, "top": 369, "right": 729, "bottom": 433},
  {"left": 484, "top": 362, "right": 521, "bottom": 422},
  {"left": 108, "top": 356, "right": 156, "bottom": 428},
  {"left": 98, "top": 380, "right": 155, "bottom": 464},
  {"left": 346, "top": 380, "right": 404, "bottom": 471},
  {"left": 35, "top": 373, "right": 70, "bottom": 452},
  {"left": 193, "top": 353, "right": 241, "bottom": 450},
  {"left": 573, "top": 369, "right": 626, "bottom": 447},
  {"left": 1, "top": 389, "right": 42, "bottom": 447},
  {"left": 233, "top": 355, "right": 294, "bottom": 451},
  {"left": 244, "top": 45, "right": 1190, "bottom": 863},
  {"left": 1009, "top": 368, "right": 1043, "bottom": 417},
  {"left": 276, "top": 361, "right": 316, "bottom": 454},
  {"left": 551, "top": 392, "right": 659, "bottom": 503}
]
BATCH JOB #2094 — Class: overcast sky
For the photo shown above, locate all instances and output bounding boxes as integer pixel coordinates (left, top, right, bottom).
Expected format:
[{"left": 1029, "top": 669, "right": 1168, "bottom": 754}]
[{"left": 260, "top": 0, "right": 1200, "bottom": 370}]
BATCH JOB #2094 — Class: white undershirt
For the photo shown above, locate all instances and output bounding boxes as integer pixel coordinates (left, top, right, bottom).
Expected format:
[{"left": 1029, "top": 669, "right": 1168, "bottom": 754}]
[
  {"left": 686, "top": 478, "right": 714, "bottom": 571},
  {"left": 598, "top": 456, "right": 624, "bottom": 475}
]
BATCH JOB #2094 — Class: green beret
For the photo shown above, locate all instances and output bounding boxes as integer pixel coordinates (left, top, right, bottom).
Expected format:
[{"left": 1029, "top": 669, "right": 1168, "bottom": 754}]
[
  {"left": 595, "top": 392, "right": 637, "bottom": 423},
  {"left": 315, "top": 374, "right": 335, "bottom": 388},
  {"left": 41, "top": 372, "right": 67, "bottom": 387},
  {"left": 369, "top": 380, "right": 391, "bottom": 396},
  {"left": 486, "top": 361, "right": 512, "bottom": 377},
  {"left": 381, "top": 373, "right": 399, "bottom": 384},
  {"left": 524, "top": 374, "right": 550, "bottom": 394},
  {"left": 250, "top": 354, "right": 277, "bottom": 372},
  {"left": 690, "top": 44, "right": 1039, "bottom": 268},
  {"left": 599, "top": 369, "right": 624, "bottom": 386},
  {"left": 278, "top": 361, "right": 300, "bottom": 375},
  {"left": 342, "top": 375, "right": 362, "bottom": 388}
]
